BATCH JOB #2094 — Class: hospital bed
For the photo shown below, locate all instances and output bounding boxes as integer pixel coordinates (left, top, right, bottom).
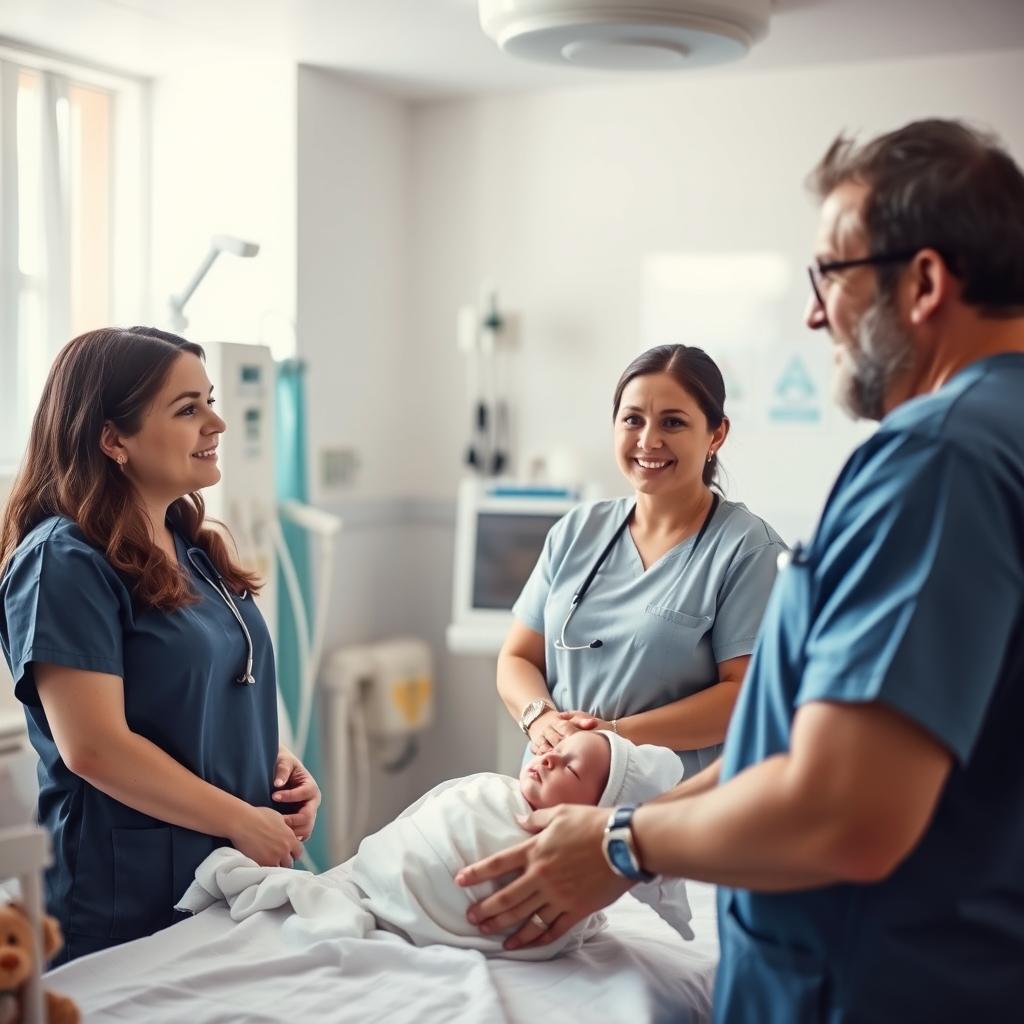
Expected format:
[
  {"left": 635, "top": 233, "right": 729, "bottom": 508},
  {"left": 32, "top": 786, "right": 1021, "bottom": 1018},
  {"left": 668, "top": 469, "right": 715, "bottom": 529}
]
[{"left": 45, "top": 868, "right": 719, "bottom": 1023}]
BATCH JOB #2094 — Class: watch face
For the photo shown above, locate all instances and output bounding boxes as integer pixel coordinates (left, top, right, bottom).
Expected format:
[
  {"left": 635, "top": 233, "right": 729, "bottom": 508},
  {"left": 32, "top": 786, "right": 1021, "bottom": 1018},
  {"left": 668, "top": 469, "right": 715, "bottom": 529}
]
[{"left": 607, "top": 838, "right": 636, "bottom": 878}]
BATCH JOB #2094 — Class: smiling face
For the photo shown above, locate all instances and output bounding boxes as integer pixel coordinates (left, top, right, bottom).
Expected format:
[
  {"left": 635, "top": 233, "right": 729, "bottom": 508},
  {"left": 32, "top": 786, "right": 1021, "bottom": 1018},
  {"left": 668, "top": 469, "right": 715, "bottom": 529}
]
[
  {"left": 518, "top": 731, "right": 611, "bottom": 811},
  {"left": 806, "top": 179, "right": 915, "bottom": 420},
  {"left": 116, "top": 352, "right": 226, "bottom": 505},
  {"left": 613, "top": 371, "right": 722, "bottom": 499}
]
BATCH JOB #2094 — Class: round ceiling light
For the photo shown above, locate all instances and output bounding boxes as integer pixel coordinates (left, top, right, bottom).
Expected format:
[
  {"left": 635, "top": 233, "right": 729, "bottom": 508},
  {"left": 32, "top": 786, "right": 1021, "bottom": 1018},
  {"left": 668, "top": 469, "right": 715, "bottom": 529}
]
[{"left": 478, "top": 0, "right": 771, "bottom": 71}]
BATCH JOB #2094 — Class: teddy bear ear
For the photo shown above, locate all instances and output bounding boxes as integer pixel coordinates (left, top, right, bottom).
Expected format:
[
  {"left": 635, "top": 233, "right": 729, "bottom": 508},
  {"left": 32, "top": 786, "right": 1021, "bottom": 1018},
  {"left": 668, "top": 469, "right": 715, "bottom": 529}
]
[{"left": 41, "top": 915, "right": 63, "bottom": 958}]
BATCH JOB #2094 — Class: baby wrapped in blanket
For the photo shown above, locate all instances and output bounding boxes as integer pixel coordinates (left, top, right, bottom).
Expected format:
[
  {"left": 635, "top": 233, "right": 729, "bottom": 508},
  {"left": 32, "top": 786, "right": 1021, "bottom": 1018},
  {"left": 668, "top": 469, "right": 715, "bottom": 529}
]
[{"left": 179, "top": 731, "right": 693, "bottom": 961}]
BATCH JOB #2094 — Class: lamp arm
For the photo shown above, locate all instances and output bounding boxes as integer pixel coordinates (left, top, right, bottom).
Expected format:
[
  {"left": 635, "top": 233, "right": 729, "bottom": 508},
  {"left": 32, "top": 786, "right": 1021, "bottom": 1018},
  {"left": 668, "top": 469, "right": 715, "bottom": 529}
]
[{"left": 169, "top": 247, "right": 222, "bottom": 324}]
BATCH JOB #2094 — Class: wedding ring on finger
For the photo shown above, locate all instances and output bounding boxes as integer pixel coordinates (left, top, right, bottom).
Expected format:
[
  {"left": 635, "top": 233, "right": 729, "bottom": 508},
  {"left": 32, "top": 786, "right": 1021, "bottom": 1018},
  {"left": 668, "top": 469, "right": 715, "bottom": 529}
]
[{"left": 530, "top": 912, "right": 548, "bottom": 931}]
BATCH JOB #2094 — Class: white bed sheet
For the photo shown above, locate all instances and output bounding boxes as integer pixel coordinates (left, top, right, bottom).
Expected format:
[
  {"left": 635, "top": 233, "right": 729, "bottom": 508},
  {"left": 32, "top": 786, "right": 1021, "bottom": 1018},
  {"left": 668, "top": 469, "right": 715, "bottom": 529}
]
[{"left": 46, "top": 879, "right": 719, "bottom": 1023}]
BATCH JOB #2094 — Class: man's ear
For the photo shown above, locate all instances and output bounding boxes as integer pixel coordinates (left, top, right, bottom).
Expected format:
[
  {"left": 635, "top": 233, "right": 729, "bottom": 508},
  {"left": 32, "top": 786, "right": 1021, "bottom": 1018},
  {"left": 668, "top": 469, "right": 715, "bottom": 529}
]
[{"left": 905, "top": 248, "right": 955, "bottom": 326}]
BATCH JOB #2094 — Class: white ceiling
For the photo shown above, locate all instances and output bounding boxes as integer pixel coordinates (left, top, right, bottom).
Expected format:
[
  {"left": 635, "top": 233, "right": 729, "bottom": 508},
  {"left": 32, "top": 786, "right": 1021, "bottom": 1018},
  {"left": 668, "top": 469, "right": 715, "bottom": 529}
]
[{"left": 2, "top": 0, "right": 1023, "bottom": 99}]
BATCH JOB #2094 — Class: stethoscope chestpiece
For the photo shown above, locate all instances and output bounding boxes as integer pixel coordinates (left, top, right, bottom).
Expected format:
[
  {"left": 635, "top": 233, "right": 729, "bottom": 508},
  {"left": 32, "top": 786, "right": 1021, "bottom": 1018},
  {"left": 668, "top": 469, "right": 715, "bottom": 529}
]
[{"left": 777, "top": 543, "right": 809, "bottom": 571}]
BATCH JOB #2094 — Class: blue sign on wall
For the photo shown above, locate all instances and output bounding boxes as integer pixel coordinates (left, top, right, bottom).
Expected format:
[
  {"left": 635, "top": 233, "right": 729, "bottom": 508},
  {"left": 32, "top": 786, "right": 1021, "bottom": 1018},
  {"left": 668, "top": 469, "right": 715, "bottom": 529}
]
[{"left": 768, "top": 354, "right": 822, "bottom": 424}]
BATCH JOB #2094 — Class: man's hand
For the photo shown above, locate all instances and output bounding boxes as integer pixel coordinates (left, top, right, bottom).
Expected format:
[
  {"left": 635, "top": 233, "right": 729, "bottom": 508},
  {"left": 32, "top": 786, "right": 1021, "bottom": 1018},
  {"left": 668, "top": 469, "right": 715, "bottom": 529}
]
[
  {"left": 272, "top": 746, "right": 322, "bottom": 841},
  {"left": 455, "top": 804, "right": 632, "bottom": 950},
  {"left": 529, "top": 709, "right": 602, "bottom": 754}
]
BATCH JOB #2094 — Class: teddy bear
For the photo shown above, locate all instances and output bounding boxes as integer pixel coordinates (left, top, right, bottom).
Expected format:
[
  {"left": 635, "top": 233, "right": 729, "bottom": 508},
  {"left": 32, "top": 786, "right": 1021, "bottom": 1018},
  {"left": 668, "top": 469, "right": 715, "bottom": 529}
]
[{"left": 0, "top": 903, "right": 79, "bottom": 1024}]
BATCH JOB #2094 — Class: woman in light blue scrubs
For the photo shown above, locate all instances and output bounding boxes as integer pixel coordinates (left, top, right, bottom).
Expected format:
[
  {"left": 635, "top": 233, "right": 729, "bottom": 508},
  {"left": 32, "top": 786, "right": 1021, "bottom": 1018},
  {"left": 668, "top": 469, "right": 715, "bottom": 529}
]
[
  {"left": 498, "top": 345, "right": 785, "bottom": 777},
  {"left": 0, "top": 327, "right": 320, "bottom": 963}
]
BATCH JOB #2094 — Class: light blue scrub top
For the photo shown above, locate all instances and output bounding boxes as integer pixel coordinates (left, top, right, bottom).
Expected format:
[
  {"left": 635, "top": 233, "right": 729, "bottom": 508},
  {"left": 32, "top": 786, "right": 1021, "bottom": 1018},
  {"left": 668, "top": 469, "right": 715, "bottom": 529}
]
[
  {"left": 514, "top": 496, "right": 785, "bottom": 777},
  {"left": 0, "top": 515, "right": 281, "bottom": 963},
  {"left": 715, "top": 354, "right": 1024, "bottom": 1023}
]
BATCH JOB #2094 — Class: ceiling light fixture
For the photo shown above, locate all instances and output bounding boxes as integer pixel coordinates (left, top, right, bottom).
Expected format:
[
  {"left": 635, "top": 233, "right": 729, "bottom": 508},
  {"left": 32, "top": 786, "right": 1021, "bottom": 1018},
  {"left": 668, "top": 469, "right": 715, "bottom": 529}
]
[{"left": 479, "top": 0, "right": 770, "bottom": 71}]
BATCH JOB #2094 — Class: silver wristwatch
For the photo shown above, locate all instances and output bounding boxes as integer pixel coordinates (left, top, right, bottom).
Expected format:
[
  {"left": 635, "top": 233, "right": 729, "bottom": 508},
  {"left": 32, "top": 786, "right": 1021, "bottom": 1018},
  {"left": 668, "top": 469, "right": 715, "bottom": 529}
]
[{"left": 518, "top": 698, "right": 554, "bottom": 736}]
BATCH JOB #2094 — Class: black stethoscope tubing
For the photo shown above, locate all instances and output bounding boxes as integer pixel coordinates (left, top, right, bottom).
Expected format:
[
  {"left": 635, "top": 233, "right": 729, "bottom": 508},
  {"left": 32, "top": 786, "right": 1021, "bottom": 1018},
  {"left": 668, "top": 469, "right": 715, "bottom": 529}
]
[
  {"left": 554, "top": 492, "right": 721, "bottom": 652},
  {"left": 186, "top": 547, "right": 256, "bottom": 686}
]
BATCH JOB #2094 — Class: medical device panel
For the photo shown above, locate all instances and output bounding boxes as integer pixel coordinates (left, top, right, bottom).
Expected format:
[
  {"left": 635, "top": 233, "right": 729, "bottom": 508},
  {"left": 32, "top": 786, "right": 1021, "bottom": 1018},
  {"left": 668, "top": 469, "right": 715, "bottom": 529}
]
[{"left": 448, "top": 479, "right": 578, "bottom": 654}]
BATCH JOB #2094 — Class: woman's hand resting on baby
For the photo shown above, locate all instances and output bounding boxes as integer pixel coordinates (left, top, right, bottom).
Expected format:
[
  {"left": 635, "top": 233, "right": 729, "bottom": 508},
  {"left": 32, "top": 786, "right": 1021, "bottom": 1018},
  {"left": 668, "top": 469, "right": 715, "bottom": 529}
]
[{"left": 529, "top": 709, "right": 612, "bottom": 754}]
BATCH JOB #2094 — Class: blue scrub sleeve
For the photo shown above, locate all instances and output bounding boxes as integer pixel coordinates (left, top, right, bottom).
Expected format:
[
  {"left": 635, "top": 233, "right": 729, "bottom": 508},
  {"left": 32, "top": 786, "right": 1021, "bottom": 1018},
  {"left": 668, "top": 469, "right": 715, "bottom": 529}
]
[
  {"left": 2, "top": 539, "right": 125, "bottom": 705},
  {"left": 511, "top": 523, "right": 558, "bottom": 634},
  {"left": 711, "top": 541, "right": 784, "bottom": 663},
  {"left": 798, "top": 434, "right": 1022, "bottom": 764}
]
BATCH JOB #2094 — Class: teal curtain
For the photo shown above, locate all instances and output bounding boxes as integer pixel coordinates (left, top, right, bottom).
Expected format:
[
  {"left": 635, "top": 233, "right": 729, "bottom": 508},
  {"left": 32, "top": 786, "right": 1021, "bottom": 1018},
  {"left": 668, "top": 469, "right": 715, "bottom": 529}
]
[{"left": 275, "top": 358, "right": 328, "bottom": 870}]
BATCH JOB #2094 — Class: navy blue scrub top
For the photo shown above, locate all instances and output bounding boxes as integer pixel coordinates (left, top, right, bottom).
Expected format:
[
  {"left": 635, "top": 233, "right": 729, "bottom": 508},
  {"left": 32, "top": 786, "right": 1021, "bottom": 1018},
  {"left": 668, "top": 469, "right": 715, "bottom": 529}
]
[
  {"left": 714, "top": 354, "right": 1024, "bottom": 1023},
  {"left": 0, "top": 516, "right": 279, "bottom": 960}
]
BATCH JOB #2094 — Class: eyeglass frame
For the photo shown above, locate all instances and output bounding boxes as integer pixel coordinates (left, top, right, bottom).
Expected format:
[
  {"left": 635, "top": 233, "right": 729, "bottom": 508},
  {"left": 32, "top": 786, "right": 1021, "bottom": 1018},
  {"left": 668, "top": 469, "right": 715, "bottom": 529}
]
[{"left": 806, "top": 249, "right": 923, "bottom": 311}]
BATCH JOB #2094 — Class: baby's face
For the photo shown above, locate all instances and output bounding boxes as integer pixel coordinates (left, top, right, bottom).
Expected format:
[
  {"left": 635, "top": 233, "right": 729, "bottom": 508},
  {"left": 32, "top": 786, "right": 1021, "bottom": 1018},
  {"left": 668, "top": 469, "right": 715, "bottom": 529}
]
[{"left": 519, "top": 731, "right": 611, "bottom": 811}]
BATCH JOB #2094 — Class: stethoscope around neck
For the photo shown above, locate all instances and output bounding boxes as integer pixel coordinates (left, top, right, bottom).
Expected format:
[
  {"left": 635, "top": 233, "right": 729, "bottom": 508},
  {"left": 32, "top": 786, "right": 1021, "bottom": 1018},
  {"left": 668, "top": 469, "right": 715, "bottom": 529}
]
[
  {"left": 554, "top": 492, "right": 720, "bottom": 652},
  {"left": 185, "top": 546, "right": 256, "bottom": 686}
]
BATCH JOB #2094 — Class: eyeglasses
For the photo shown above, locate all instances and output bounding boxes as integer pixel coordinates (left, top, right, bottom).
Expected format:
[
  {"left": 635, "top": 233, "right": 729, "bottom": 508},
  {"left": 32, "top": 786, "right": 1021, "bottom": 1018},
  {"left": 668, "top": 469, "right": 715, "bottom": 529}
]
[{"left": 807, "top": 250, "right": 920, "bottom": 310}]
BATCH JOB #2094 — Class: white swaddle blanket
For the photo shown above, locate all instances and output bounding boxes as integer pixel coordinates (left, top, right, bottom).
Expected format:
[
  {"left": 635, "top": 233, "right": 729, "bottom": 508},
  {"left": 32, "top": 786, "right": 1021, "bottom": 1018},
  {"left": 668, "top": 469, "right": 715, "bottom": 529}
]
[
  {"left": 352, "top": 773, "right": 609, "bottom": 958},
  {"left": 178, "top": 740, "right": 695, "bottom": 960}
]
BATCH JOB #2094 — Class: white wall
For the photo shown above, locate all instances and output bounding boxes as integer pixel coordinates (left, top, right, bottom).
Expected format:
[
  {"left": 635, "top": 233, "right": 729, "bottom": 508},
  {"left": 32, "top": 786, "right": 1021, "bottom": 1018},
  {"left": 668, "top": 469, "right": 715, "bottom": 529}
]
[
  {"left": 406, "top": 46, "right": 1024, "bottom": 534},
  {"left": 149, "top": 58, "right": 297, "bottom": 350},
  {"left": 298, "top": 65, "right": 412, "bottom": 505},
  {"left": 297, "top": 68, "right": 431, "bottom": 831}
]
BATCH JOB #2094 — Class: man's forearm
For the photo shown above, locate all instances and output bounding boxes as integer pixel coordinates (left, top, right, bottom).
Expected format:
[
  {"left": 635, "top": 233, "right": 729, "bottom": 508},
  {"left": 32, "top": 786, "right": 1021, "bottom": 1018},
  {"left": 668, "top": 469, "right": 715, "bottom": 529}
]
[{"left": 633, "top": 754, "right": 852, "bottom": 890}]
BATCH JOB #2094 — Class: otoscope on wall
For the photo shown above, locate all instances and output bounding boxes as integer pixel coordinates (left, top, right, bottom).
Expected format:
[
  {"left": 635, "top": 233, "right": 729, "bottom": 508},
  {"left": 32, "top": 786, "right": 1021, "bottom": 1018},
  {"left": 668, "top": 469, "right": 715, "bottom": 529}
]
[{"left": 458, "top": 288, "right": 517, "bottom": 477}]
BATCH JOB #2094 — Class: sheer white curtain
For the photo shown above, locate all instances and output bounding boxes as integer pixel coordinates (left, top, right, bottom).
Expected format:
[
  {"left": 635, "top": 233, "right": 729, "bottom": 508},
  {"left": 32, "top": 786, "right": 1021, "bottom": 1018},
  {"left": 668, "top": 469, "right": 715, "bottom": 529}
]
[
  {"left": 1, "top": 60, "right": 73, "bottom": 467},
  {"left": 0, "top": 48, "right": 142, "bottom": 470}
]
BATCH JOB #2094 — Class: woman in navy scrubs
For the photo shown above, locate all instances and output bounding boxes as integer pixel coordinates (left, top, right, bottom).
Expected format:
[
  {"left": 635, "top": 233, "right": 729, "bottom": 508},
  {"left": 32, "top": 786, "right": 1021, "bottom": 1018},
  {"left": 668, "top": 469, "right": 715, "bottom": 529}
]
[{"left": 0, "top": 326, "right": 320, "bottom": 963}]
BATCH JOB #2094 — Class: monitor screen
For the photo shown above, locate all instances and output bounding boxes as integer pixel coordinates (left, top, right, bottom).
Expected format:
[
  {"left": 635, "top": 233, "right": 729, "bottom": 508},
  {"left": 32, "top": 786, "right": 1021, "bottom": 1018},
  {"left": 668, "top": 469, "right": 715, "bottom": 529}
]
[{"left": 472, "top": 512, "right": 558, "bottom": 611}]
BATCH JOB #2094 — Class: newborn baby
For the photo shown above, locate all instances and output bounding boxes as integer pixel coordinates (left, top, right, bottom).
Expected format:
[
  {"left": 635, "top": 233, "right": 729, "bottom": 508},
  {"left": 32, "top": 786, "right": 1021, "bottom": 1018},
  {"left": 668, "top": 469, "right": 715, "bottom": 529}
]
[
  {"left": 347, "top": 729, "right": 694, "bottom": 960},
  {"left": 179, "top": 731, "right": 693, "bottom": 962}
]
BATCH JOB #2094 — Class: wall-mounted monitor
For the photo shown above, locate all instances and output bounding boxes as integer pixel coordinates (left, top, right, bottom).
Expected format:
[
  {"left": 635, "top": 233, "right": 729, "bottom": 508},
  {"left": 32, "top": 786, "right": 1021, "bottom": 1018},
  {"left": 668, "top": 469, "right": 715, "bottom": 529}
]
[{"left": 448, "top": 480, "right": 578, "bottom": 654}]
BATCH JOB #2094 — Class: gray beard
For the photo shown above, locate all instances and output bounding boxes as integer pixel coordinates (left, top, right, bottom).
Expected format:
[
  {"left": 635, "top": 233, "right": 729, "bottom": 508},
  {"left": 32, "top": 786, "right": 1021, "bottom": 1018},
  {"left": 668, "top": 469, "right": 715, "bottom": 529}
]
[{"left": 833, "top": 297, "right": 913, "bottom": 421}]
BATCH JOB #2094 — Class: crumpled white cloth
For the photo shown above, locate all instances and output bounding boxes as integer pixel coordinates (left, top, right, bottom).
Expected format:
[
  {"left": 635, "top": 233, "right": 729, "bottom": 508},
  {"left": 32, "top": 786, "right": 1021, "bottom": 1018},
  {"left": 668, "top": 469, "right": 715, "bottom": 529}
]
[{"left": 176, "top": 847, "right": 376, "bottom": 946}]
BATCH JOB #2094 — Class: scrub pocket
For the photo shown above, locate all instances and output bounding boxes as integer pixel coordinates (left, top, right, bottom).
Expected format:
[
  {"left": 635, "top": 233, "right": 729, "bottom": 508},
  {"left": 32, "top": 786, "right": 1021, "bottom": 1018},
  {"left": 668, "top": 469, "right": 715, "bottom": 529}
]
[
  {"left": 715, "top": 900, "right": 832, "bottom": 1024},
  {"left": 633, "top": 604, "right": 713, "bottom": 682},
  {"left": 111, "top": 826, "right": 174, "bottom": 941}
]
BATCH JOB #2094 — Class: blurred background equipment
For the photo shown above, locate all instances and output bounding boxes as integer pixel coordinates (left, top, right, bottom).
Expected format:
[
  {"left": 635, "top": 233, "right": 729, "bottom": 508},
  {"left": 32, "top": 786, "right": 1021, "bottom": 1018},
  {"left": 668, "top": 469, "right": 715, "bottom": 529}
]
[{"left": 321, "top": 638, "right": 434, "bottom": 862}]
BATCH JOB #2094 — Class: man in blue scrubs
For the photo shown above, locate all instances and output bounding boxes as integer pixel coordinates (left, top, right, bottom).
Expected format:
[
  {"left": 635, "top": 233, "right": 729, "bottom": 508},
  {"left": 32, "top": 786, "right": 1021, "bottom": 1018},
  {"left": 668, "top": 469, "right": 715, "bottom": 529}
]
[{"left": 457, "top": 120, "right": 1024, "bottom": 1021}]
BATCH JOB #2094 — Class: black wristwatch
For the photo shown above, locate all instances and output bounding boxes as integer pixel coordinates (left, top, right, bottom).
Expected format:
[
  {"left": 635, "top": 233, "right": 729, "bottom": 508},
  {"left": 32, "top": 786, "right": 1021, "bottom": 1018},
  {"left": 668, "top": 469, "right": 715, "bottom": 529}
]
[{"left": 602, "top": 805, "right": 656, "bottom": 883}]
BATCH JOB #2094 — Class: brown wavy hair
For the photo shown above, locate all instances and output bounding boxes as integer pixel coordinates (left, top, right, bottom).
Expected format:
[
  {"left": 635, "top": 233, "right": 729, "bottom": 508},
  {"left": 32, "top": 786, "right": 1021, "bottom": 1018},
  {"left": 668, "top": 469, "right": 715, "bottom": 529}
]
[{"left": 0, "top": 326, "right": 262, "bottom": 609}]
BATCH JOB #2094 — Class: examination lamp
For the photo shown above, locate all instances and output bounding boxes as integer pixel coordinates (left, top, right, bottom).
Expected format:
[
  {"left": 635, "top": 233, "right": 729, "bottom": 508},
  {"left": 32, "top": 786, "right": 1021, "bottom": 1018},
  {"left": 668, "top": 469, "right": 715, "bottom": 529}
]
[{"left": 168, "top": 234, "right": 260, "bottom": 331}]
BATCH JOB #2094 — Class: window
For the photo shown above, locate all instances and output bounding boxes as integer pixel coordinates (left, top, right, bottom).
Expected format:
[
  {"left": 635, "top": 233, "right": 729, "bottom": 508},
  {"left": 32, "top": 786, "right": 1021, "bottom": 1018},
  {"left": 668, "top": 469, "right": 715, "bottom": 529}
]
[{"left": 0, "top": 45, "right": 145, "bottom": 469}]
